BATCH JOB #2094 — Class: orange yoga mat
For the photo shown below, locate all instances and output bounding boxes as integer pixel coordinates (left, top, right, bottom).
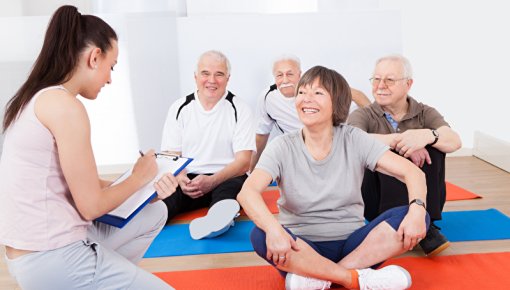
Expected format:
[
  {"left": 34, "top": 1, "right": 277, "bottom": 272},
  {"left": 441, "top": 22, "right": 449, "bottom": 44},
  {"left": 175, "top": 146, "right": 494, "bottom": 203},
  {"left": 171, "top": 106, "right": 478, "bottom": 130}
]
[
  {"left": 156, "top": 265, "right": 284, "bottom": 290},
  {"left": 155, "top": 252, "right": 510, "bottom": 290},
  {"left": 172, "top": 190, "right": 280, "bottom": 222},
  {"left": 445, "top": 181, "right": 481, "bottom": 201},
  {"left": 382, "top": 252, "right": 510, "bottom": 289}
]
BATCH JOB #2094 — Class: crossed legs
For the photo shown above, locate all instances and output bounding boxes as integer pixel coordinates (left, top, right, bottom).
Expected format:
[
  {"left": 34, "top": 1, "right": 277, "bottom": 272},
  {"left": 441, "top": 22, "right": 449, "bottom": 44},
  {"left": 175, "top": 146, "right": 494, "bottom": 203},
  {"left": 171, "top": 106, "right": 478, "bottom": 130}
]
[{"left": 251, "top": 206, "right": 430, "bottom": 287}]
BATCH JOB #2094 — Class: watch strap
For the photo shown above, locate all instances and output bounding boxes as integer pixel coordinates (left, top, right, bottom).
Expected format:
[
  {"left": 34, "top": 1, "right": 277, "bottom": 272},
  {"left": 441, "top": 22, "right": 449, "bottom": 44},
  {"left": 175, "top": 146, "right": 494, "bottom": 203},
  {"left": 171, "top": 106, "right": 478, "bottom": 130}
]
[
  {"left": 429, "top": 129, "right": 439, "bottom": 146},
  {"left": 409, "top": 198, "right": 426, "bottom": 210}
]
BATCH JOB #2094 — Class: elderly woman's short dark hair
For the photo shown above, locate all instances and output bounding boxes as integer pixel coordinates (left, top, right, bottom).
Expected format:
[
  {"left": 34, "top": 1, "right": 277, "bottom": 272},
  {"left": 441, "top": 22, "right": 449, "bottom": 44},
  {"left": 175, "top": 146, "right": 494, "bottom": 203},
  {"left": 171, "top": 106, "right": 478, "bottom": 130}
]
[{"left": 297, "top": 66, "right": 352, "bottom": 126}]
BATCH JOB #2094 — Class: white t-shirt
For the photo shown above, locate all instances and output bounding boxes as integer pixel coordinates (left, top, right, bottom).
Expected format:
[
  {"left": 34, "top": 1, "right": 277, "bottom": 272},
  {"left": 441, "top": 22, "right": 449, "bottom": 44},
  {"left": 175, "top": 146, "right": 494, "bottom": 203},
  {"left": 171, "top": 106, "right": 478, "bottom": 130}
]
[
  {"left": 161, "top": 91, "right": 256, "bottom": 174},
  {"left": 256, "top": 85, "right": 302, "bottom": 135}
]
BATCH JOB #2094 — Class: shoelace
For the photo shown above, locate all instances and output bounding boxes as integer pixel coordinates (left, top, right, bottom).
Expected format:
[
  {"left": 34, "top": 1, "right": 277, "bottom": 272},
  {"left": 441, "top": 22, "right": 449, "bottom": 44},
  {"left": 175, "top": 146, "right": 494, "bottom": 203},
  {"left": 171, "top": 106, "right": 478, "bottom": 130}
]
[
  {"left": 358, "top": 269, "right": 407, "bottom": 290},
  {"left": 302, "top": 276, "right": 331, "bottom": 290}
]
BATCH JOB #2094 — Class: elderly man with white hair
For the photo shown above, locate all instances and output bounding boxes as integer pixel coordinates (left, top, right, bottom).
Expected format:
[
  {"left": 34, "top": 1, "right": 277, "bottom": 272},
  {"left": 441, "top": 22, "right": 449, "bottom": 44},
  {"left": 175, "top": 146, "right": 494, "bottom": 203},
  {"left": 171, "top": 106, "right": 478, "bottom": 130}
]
[
  {"left": 160, "top": 50, "right": 256, "bottom": 239},
  {"left": 250, "top": 55, "right": 370, "bottom": 171},
  {"left": 348, "top": 54, "right": 462, "bottom": 256}
]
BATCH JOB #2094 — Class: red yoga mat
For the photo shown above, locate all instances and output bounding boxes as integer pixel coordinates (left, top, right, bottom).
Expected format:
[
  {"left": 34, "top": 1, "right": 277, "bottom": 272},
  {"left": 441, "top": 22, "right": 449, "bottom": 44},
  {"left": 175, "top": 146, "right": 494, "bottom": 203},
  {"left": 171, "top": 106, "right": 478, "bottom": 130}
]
[
  {"left": 172, "top": 181, "right": 479, "bottom": 222},
  {"left": 155, "top": 252, "right": 510, "bottom": 290},
  {"left": 171, "top": 190, "right": 280, "bottom": 222},
  {"left": 445, "top": 181, "right": 481, "bottom": 201}
]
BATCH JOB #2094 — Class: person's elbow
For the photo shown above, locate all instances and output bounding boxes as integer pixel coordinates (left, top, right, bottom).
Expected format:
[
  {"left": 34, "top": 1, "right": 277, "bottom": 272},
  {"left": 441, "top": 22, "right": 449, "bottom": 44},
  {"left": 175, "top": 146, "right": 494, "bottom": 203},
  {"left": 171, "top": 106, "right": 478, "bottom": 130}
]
[
  {"left": 403, "top": 159, "right": 426, "bottom": 184},
  {"left": 443, "top": 133, "right": 463, "bottom": 153},
  {"left": 451, "top": 135, "right": 462, "bottom": 152},
  {"left": 446, "top": 141, "right": 462, "bottom": 154},
  {"left": 235, "top": 151, "right": 253, "bottom": 174},
  {"left": 75, "top": 201, "right": 103, "bottom": 221},
  {"left": 78, "top": 208, "right": 101, "bottom": 222},
  {"left": 236, "top": 182, "right": 250, "bottom": 206},
  {"left": 239, "top": 161, "right": 250, "bottom": 174}
]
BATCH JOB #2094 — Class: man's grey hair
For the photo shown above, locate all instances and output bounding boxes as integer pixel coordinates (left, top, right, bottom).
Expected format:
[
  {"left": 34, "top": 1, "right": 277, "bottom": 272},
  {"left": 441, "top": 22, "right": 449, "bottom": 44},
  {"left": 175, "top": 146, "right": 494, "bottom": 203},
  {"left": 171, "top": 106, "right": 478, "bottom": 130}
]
[
  {"left": 272, "top": 54, "right": 301, "bottom": 75},
  {"left": 375, "top": 54, "right": 413, "bottom": 79},
  {"left": 195, "top": 50, "right": 231, "bottom": 76}
]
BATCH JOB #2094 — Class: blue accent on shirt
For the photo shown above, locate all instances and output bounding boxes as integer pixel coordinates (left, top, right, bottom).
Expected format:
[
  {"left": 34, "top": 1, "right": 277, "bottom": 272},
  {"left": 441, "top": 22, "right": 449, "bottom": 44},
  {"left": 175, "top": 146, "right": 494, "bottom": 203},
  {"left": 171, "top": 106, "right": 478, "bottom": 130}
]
[{"left": 384, "top": 112, "right": 399, "bottom": 131}]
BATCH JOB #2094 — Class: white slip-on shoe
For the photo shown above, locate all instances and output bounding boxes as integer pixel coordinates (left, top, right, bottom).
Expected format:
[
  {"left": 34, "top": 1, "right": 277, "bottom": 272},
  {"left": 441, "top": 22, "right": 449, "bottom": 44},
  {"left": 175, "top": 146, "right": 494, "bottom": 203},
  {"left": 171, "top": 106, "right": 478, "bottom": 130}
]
[
  {"left": 285, "top": 273, "right": 331, "bottom": 290},
  {"left": 357, "top": 265, "right": 412, "bottom": 290},
  {"left": 189, "top": 199, "right": 240, "bottom": 240}
]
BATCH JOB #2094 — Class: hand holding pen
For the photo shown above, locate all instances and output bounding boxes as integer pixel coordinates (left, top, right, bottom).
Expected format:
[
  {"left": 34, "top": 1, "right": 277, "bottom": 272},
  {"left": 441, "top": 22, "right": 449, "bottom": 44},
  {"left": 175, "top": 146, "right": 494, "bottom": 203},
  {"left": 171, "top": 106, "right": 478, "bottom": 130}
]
[
  {"left": 131, "top": 149, "right": 158, "bottom": 184},
  {"left": 141, "top": 150, "right": 180, "bottom": 200}
]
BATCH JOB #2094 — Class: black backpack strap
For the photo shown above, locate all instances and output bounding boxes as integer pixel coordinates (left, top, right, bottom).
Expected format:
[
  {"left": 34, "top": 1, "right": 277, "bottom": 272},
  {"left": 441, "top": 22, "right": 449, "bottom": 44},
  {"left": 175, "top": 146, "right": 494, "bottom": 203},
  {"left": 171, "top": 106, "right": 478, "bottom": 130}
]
[
  {"left": 225, "top": 91, "right": 238, "bottom": 123},
  {"left": 264, "top": 84, "right": 284, "bottom": 133},
  {"left": 176, "top": 93, "right": 195, "bottom": 120},
  {"left": 264, "top": 84, "right": 278, "bottom": 102}
]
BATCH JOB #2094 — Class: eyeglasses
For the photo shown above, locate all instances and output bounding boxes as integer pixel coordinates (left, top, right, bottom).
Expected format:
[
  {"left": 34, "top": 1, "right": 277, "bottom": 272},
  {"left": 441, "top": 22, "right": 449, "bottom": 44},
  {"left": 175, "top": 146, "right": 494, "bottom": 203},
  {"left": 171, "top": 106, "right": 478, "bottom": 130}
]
[{"left": 369, "top": 77, "right": 408, "bottom": 87}]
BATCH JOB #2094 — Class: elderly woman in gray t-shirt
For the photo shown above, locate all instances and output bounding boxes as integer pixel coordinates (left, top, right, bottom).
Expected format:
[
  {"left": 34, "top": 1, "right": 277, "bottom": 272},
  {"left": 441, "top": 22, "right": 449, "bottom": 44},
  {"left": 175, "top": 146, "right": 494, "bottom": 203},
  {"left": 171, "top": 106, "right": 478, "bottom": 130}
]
[{"left": 237, "top": 66, "right": 430, "bottom": 290}]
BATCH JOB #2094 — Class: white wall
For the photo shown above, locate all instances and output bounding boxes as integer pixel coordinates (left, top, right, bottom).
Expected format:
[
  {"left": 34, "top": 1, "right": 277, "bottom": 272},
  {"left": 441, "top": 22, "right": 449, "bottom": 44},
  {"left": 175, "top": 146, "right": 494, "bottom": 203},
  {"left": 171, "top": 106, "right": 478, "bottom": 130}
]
[
  {"left": 394, "top": 0, "right": 510, "bottom": 145},
  {"left": 2, "top": 0, "right": 508, "bottom": 168},
  {"left": 0, "top": 13, "right": 181, "bottom": 166},
  {"left": 176, "top": 11, "right": 401, "bottom": 109},
  {"left": 0, "top": 8, "right": 400, "bottom": 168}
]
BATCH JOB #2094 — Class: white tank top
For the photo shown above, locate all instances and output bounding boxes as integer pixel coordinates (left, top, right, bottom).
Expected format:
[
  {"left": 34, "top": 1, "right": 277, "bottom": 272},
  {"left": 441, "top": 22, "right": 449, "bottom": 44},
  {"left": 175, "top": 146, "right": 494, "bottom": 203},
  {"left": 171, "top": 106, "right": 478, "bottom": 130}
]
[{"left": 0, "top": 86, "right": 90, "bottom": 251}]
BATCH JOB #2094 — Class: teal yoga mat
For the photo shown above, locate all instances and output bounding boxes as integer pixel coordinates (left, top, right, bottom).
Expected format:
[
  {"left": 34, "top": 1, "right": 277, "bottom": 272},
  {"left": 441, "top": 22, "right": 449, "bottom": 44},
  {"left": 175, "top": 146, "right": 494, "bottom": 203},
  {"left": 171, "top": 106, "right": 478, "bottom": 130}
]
[
  {"left": 436, "top": 208, "right": 510, "bottom": 242},
  {"left": 144, "top": 220, "right": 255, "bottom": 258}
]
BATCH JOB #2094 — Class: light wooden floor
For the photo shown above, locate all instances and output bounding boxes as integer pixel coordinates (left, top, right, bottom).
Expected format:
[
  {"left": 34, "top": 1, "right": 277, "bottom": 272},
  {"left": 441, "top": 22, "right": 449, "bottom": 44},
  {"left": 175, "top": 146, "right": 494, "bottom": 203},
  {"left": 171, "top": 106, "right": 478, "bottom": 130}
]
[{"left": 1, "top": 156, "right": 509, "bottom": 289}]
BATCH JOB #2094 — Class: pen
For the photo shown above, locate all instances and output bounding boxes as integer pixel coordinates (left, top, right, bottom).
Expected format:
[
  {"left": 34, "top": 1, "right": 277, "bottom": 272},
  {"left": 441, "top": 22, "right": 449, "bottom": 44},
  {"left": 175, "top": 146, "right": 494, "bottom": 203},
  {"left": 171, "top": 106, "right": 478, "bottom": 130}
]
[{"left": 139, "top": 150, "right": 144, "bottom": 157}]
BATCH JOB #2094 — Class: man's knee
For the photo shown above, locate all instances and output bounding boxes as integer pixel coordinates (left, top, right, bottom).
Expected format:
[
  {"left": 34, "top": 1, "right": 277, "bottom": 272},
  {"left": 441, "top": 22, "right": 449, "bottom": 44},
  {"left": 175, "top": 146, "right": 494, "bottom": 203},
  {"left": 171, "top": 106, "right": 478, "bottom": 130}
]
[
  {"left": 211, "top": 175, "right": 248, "bottom": 203},
  {"left": 381, "top": 205, "right": 430, "bottom": 231},
  {"left": 425, "top": 146, "right": 446, "bottom": 160}
]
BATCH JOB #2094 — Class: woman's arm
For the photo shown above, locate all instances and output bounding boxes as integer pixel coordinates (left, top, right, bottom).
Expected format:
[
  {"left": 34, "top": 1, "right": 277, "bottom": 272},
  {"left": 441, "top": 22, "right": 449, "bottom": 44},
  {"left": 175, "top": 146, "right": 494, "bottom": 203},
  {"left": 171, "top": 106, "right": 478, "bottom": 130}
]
[
  {"left": 237, "top": 169, "right": 299, "bottom": 265},
  {"left": 237, "top": 169, "right": 279, "bottom": 231},
  {"left": 374, "top": 151, "right": 428, "bottom": 250},
  {"left": 36, "top": 90, "right": 158, "bottom": 221}
]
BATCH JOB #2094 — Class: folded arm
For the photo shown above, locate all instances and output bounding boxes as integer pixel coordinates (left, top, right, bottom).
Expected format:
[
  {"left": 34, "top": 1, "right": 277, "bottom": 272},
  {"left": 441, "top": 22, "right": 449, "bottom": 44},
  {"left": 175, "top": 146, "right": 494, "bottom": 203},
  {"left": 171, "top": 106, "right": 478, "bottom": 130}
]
[{"left": 375, "top": 151, "right": 428, "bottom": 250}]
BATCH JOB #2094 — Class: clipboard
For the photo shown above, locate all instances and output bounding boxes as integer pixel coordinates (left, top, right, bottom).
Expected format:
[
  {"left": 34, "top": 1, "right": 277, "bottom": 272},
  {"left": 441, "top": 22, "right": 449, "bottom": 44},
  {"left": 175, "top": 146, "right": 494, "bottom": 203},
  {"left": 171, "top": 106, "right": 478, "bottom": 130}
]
[{"left": 96, "top": 154, "right": 193, "bottom": 228}]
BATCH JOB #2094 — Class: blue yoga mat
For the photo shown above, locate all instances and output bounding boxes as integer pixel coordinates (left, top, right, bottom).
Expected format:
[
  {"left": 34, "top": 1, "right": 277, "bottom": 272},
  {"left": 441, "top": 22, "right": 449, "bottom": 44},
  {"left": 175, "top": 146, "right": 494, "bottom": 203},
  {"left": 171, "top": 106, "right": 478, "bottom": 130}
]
[
  {"left": 144, "top": 208, "right": 510, "bottom": 258},
  {"left": 144, "top": 220, "right": 255, "bottom": 258},
  {"left": 436, "top": 208, "right": 510, "bottom": 242}
]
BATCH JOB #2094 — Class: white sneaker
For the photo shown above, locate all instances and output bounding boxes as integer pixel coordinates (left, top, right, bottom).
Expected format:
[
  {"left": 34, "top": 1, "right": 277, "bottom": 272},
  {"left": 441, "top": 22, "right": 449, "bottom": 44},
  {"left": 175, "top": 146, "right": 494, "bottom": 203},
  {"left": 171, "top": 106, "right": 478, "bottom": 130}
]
[
  {"left": 357, "top": 265, "right": 412, "bottom": 290},
  {"left": 285, "top": 273, "right": 332, "bottom": 290},
  {"left": 189, "top": 199, "right": 240, "bottom": 240}
]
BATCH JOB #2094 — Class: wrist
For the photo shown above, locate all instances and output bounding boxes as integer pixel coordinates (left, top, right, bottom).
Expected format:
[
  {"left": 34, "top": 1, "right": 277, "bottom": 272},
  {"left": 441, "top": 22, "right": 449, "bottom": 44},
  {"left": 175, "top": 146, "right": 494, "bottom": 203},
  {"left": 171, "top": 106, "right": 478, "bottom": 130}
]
[
  {"left": 127, "top": 173, "right": 146, "bottom": 189},
  {"left": 209, "top": 174, "right": 219, "bottom": 188},
  {"left": 409, "top": 198, "right": 427, "bottom": 211},
  {"left": 429, "top": 129, "right": 439, "bottom": 145}
]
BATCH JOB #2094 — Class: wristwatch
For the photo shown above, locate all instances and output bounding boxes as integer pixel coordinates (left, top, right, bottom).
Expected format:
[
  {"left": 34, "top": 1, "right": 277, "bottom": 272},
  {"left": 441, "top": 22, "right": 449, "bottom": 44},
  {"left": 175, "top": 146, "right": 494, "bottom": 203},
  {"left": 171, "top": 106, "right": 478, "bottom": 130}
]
[
  {"left": 430, "top": 129, "right": 439, "bottom": 145},
  {"left": 409, "top": 198, "right": 426, "bottom": 210}
]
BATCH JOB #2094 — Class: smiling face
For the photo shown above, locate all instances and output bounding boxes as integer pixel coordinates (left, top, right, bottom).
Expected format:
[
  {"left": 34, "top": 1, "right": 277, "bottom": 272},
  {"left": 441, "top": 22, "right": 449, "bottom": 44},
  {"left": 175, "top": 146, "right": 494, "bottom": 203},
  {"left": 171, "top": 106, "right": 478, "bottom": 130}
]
[
  {"left": 273, "top": 60, "right": 301, "bottom": 98},
  {"left": 81, "top": 40, "right": 118, "bottom": 100},
  {"left": 295, "top": 78, "right": 334, "bottom": 129},
  {"left": 194, "top": 54, "right": 230, "bottom": 102},
  {"left": 372, "top": 59, "right": 412, "bottom": 107}
]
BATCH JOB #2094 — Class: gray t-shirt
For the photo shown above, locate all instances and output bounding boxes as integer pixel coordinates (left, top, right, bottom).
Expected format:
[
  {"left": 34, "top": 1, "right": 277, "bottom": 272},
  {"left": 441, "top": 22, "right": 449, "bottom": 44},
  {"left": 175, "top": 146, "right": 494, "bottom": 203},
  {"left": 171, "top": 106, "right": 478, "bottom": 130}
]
[{"left": 257, "top": 124, "right": 389, "bottom": 241}]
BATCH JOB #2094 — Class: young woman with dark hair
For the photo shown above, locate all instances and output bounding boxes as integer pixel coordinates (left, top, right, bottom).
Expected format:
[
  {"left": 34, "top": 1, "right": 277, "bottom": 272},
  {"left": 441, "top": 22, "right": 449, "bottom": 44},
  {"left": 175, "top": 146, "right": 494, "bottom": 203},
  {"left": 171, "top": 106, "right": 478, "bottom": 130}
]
[{"left": 0, "top": 6, "right": 175, "bottom": 289}]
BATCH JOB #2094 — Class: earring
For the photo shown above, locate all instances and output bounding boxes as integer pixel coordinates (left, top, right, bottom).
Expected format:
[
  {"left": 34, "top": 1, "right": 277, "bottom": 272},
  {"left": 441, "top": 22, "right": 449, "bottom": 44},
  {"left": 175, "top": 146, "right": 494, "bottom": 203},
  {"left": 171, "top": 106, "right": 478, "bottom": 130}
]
[{"left": 94, "top": 64, "right": 98, "bottom": 69}]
